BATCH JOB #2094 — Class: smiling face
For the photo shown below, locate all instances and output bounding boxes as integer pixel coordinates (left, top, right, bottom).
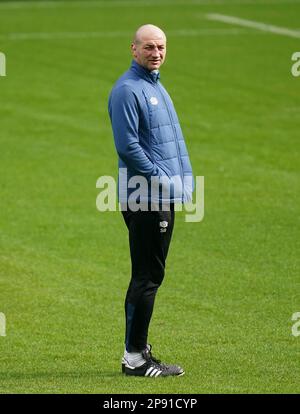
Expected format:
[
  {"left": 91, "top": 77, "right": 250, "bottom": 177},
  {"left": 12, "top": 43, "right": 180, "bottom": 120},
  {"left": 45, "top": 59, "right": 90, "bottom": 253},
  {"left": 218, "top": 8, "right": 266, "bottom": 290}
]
[{"left": 131, "top": 24, "right": 167, "bottom": 71}]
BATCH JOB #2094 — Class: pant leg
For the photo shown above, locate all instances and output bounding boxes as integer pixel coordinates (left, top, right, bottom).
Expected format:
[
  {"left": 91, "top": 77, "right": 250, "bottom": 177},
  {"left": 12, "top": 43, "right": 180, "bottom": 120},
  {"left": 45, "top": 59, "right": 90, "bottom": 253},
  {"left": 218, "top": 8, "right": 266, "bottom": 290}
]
[{"left": 122, "top": 205, "right": 175, "bottom": 352}]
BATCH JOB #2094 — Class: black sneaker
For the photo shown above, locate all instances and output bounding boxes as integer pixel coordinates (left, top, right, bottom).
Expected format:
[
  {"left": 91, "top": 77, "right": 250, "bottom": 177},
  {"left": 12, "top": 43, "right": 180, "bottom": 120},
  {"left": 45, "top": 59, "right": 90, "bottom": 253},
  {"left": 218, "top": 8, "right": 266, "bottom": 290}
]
[
  {"left": 121, "top": 356, "right": 126, "bottom": 374},
  {"left": 124, "top": 347, "right": 184, "bottom": 377}
]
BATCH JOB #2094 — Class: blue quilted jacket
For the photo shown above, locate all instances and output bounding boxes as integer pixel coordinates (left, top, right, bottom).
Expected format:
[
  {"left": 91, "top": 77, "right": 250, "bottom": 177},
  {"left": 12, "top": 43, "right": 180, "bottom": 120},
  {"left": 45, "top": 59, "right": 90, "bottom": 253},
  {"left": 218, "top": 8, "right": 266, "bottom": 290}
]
[{"left": 108, "top": 60, "right": 193, "bottom": 204}]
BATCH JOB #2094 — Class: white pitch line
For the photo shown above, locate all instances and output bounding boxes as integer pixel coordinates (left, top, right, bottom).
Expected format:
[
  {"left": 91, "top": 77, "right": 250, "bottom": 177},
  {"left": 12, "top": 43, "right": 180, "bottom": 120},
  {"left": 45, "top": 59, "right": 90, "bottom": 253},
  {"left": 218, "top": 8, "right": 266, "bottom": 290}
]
[
  {"left": 0, "top": 28, "right": 259, "bottom": 42},
  {"left": 0, "top": 0, "right": 300, "bottom": 9},
  {"left": 206, "top": 13, "right": 300, "bottom": 39},
  {"left": 0, "top": 30, "right": 132, "bottom": 41}
]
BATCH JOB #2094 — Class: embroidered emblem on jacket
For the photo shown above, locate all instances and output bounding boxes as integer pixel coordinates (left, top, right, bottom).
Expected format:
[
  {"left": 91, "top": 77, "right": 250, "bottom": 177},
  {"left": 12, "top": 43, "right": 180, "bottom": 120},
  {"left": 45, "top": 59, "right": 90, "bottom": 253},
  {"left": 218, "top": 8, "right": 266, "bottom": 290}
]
[{"left": 159, "top": 221, "right": 168, "bottom": 233}]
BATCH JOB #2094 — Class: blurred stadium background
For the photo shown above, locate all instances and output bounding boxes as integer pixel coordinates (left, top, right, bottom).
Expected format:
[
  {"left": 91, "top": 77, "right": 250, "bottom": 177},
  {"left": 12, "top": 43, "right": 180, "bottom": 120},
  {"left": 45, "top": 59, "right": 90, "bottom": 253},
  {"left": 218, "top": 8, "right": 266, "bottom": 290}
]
[{"left": 0, "top": 0, "right": 299, "bottom": 393}]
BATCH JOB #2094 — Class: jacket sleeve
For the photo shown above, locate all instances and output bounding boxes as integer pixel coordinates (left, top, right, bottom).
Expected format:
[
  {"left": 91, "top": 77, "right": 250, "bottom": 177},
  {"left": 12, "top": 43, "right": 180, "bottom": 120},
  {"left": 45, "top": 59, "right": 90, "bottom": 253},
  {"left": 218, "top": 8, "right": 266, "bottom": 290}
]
[{"left": 108, "top": 84, "right": 159, "bottom": 179}]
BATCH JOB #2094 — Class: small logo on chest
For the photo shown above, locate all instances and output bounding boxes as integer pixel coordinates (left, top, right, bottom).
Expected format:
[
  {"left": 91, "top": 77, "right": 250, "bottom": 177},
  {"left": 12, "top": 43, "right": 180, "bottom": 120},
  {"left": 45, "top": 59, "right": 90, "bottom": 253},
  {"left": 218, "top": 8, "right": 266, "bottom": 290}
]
[
  {"left": 150, "top": 96, "right": 158, "bottom": 105},
  {"left": 159, "top": 221, "right": 168, "bottom": 233}
]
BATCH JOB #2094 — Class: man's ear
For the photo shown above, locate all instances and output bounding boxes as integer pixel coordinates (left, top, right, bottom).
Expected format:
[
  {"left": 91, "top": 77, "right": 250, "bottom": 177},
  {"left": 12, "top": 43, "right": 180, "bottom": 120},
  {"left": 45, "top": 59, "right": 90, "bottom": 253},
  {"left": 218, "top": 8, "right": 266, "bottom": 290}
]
[{"left": 131, "top": 43, "right": 137, "bottom": 56}]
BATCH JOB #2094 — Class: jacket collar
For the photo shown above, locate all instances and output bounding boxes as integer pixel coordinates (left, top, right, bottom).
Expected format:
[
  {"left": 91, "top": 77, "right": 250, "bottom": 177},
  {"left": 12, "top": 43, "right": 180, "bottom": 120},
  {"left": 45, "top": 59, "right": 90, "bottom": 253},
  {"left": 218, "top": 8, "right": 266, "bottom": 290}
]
[{"left": 130, "top": 60, "right": 160, "bottom": 83}]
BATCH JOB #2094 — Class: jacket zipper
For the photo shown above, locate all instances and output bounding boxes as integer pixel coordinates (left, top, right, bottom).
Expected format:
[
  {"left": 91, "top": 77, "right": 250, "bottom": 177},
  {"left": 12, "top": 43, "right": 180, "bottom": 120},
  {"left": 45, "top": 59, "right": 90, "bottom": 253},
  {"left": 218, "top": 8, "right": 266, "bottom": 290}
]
[{"left": 156, "top": 82, "right": 184, "bottom": 193}]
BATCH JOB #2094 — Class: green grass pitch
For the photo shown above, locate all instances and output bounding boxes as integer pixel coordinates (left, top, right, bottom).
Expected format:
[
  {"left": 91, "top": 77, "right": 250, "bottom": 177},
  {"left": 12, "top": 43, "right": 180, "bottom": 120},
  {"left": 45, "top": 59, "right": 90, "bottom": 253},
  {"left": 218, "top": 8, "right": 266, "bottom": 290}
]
[{"left": 0, "top": 0, "right": 299, "bottom": 393}]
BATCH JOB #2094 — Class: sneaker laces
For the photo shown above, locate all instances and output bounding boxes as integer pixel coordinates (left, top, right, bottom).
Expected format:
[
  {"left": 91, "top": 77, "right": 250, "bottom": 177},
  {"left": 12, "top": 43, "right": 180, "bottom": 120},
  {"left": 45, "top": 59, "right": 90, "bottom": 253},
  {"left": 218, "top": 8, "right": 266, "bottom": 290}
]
[{"left": 143, "top": 348, "right": 169, "bottom": 371}]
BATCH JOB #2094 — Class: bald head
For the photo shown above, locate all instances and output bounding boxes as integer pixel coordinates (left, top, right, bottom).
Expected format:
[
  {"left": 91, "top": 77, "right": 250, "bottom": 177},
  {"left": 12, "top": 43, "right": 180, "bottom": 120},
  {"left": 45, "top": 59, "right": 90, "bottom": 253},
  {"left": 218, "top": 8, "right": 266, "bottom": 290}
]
[
  {"left": 131, "top": 24, "right": 167, "bottom": 71},
  {"left": 133, "top": 24, "right": 166, "bottom": 45}
]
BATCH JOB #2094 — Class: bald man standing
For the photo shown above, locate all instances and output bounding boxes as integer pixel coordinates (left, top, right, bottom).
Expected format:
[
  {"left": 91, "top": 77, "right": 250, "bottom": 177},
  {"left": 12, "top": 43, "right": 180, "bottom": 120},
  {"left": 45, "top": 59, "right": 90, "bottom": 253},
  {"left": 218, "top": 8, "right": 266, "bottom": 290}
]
[{"left": 108, "top": 24, "right": 193, "bottom": 377}]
